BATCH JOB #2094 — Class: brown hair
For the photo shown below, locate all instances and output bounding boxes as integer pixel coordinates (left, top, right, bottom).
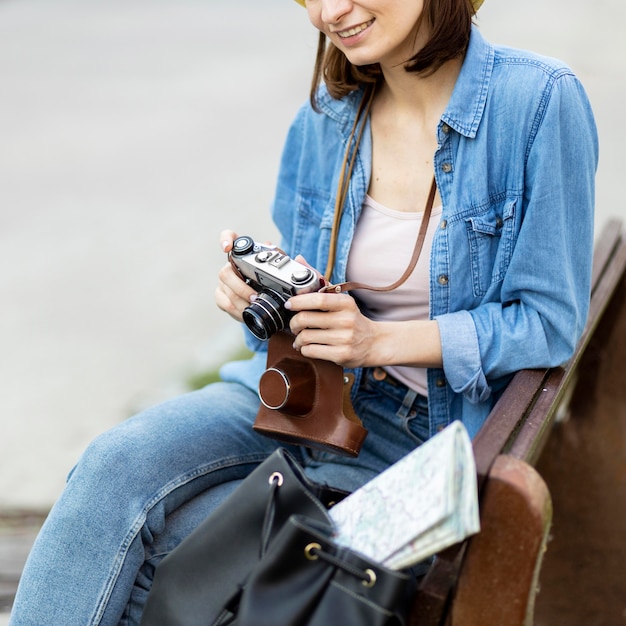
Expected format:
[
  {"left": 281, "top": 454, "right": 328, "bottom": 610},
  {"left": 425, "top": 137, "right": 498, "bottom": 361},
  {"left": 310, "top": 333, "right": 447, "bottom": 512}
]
[{"left": 310, "top": 0, "right": 475, "bottom": 107}]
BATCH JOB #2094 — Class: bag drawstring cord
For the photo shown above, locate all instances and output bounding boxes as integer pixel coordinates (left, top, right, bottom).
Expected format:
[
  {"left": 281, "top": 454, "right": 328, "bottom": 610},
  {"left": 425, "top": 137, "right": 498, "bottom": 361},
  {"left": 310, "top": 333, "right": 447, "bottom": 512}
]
[
  {"left": 260, "top": 471, "right": 284, "bottom": 557},
  {"left": 304, "top": 542, "right": 377, "bottom": 588}
]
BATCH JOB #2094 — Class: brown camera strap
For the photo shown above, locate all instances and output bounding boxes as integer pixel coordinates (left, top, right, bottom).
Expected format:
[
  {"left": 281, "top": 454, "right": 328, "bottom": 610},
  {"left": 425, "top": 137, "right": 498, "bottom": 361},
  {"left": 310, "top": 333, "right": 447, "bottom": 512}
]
[
  {"left": 320, "top": 178, "right": 436, "bottom": 294},
  {"left": 321, "top": 85, "right": 437, "bottom": 295},
  {"left": 323, "top": 85, "right": 375, "bottom": 283}
]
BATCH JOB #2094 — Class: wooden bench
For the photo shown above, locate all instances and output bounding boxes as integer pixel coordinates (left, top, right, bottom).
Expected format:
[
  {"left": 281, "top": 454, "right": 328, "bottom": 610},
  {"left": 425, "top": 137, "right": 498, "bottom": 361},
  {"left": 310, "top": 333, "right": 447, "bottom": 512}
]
[{"left": 410, "top": 217, "right": 626, "bottom": 626}]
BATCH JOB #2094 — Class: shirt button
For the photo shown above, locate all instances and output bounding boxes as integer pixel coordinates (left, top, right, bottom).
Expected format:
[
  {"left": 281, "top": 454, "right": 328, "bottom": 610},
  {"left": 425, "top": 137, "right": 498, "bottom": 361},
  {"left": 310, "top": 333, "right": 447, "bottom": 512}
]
[
  {"left": 440, "top": 219, "right": 448, "bottom": 230},
  {"left": 438, "top": 274, "right": 449, "bottom": 286},
  {"left": 496, "top": 216, "right": 504, "bottom": 228},
  {"left": 436, "top": 378, "right": 446, "bottom": 388},
  {"left": 441, "top": 123, "right": 451, "bottom": 134},
  {"left": 441, "top": 163, "right": 453, "bottom": 173}
]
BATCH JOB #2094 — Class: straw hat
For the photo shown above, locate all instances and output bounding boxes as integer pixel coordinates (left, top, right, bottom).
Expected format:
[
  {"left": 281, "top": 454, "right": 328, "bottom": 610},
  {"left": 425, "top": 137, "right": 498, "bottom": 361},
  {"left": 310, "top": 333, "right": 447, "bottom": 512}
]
[{"left": 292, "top": 0, "right": 484, "bottom": 9}]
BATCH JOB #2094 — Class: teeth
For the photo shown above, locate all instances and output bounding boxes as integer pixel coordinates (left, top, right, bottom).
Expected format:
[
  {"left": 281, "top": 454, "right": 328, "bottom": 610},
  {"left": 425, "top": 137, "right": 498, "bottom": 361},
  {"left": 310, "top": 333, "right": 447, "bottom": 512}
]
[{"left": 338, "top": 19, "right": 373, "bottom": 38}]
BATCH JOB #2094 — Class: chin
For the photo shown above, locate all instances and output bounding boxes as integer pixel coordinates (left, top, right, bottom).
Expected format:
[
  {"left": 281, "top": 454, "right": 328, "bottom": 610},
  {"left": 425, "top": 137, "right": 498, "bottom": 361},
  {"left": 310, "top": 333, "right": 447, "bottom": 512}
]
[{"left": 340, "top": 48, "right": 380, "bottom": 67}]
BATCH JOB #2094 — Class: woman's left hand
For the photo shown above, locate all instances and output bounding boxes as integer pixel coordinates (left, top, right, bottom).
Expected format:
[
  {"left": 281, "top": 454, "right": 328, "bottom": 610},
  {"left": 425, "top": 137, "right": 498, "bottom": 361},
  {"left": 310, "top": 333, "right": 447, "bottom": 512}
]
[{"left": 286, "top": 291, "right": 376, "bottom": 368}]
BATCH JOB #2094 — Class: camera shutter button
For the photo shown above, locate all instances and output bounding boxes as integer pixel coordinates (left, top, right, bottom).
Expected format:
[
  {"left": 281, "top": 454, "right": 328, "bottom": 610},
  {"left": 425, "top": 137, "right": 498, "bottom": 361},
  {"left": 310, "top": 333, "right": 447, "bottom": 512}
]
[{"left": 255, "top": 250, "right": 275, "bottom": 263}]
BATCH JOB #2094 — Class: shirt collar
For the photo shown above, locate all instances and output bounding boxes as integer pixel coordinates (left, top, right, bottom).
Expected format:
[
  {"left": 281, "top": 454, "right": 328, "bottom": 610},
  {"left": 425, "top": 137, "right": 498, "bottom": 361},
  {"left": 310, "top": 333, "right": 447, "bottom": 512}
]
[
  {"left": 316, "top": 86, "right": 366, "bottom": 138},
  {"left": 442, "top": 26, "right": 494, "bottom": 139}
]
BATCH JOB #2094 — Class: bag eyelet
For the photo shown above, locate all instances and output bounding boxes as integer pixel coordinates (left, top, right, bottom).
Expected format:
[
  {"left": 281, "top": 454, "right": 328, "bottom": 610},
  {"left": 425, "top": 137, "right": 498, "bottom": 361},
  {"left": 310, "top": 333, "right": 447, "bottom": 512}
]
[
  {"left": 269, "top": 472, "right": 284, "bottom": 487},
  {"left": 304, "top": 542, "right": 321, "bottom": 561},
  {"left": 362, "top": 568, "right": 377, "bottom": 588}
]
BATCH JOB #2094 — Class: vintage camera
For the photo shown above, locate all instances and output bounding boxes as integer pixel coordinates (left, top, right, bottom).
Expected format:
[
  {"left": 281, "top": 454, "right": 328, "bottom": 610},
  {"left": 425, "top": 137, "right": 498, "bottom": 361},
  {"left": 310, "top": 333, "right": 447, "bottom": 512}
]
[{"left": 229, "top": 235, "right": 323, "bottom": 341}]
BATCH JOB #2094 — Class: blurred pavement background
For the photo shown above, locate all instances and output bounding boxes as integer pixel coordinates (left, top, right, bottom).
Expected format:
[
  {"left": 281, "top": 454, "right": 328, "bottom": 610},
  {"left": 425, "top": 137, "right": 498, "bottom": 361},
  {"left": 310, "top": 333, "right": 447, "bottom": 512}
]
[
  {"left": 0, "top": 0, "right": 625, "bottom": 618},
  {"left": 1, "top": 0, "right": 313, "bottom": 512}
]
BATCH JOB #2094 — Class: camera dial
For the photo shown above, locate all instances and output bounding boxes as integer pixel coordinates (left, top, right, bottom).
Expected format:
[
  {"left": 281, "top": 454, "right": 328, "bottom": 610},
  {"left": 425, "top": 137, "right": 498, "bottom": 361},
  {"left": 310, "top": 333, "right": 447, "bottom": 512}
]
[
  {"left": 291, "top": 268, "right": 313, "bottom": 284},
  {"left": 232, "top": 235, "right": 255, "bottom": 256}
]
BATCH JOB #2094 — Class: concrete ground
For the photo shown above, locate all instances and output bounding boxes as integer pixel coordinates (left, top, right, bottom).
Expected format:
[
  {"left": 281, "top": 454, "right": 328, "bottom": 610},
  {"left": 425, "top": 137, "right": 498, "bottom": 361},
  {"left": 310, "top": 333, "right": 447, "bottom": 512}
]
[{"left": 1, "top": 0, "right": 624, "bottom": 621}]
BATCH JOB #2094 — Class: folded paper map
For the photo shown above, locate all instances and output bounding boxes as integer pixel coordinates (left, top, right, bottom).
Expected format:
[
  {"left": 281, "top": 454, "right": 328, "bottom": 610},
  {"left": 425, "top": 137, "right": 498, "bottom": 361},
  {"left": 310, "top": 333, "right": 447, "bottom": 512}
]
[{"left": 329, "top": 421, "right": 480, "bottom": 569}]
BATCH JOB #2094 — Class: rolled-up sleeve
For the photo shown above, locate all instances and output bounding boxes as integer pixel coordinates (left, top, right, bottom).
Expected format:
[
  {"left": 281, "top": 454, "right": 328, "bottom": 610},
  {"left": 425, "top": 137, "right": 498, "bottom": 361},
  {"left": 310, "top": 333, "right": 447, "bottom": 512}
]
[{"left": 436, "top": 309, "right": 491, "bottom": 403}]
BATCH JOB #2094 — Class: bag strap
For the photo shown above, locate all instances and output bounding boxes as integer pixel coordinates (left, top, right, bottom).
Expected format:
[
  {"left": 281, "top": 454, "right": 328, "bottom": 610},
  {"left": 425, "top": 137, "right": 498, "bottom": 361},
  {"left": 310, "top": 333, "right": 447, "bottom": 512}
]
[{"left": 321, "top": 86, "right": 437, "bottom": 295}]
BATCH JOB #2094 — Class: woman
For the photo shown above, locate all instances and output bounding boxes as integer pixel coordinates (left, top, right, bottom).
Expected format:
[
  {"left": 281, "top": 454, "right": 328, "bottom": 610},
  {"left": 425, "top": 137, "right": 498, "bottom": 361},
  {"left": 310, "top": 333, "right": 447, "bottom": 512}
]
[{"left": 10, "top": 0, "right": 597, "bottom": 624}]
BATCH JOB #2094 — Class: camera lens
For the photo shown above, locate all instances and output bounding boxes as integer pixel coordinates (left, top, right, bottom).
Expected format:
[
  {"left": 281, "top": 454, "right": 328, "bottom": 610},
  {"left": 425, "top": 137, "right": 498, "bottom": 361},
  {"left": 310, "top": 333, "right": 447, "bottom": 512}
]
[{"left": 242, "top": 290, "right": 290, "bottom": 341}]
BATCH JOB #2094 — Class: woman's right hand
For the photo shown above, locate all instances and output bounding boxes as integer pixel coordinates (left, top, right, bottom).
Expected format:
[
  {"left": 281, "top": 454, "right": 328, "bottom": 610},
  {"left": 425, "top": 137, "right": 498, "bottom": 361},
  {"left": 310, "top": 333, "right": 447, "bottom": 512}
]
[{"left": 215, "top": 230, "right": 257, "bottom": 323}]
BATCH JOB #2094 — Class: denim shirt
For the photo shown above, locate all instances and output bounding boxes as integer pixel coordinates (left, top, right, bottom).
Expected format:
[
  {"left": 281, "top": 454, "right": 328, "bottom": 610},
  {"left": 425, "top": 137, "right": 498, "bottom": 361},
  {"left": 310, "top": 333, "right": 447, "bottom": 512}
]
[{"left": 221, "top": 26, "right": 598, "bottom": 439}]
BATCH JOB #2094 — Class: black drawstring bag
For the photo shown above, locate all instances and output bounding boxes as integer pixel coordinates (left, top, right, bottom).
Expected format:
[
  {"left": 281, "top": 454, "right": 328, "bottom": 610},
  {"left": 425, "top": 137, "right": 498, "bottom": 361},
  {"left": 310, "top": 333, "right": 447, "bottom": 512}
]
[
  {"left": 140, "top": 449, "right": 413, "bottom": 626},
  {"left": 236, "top": 514, "right": 413, "bottom": 626}
]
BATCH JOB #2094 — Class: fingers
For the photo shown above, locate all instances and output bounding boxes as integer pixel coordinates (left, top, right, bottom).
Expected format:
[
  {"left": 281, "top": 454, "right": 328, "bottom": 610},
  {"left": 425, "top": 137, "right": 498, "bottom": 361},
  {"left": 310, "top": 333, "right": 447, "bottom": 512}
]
[
  {"left": 292, "top": 322, "right": 372, "bottom": 368},
  {"left": 215, "top": 260, "right": 256, "bottom": 323},
  {"left": 287, "top": 293, "right": 370, "bottom": 367},
  {"left": 219, "top": 229, "right": 238, "bottom": 253},
  {"left": 286, "top": 291, "right": 350, "bottom": 314},
  {"left": 216, "top": 229, "right": 256, "bottom": 321},
  {"left": 286, "top": 292, "right": 354, "bottom": 333}
]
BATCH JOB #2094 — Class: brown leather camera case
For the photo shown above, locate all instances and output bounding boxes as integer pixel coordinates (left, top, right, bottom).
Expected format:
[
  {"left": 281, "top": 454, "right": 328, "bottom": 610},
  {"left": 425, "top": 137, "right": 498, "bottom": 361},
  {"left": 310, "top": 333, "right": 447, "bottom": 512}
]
[{"left": 253, "top": 331, "right": 368, "bottom": 457}]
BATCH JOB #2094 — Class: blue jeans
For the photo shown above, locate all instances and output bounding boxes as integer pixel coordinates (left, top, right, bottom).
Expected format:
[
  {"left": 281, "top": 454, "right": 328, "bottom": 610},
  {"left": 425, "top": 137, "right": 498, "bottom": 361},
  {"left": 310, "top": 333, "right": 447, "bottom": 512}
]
[{"left": 10, "top": 367, "right": 429, "bottom": 626}]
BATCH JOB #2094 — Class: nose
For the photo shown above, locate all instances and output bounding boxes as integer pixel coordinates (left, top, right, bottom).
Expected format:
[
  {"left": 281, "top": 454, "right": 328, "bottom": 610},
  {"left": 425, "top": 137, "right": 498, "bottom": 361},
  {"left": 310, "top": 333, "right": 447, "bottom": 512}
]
[{"left": 319, "top": 0, "right": 352, "bottom": 24}]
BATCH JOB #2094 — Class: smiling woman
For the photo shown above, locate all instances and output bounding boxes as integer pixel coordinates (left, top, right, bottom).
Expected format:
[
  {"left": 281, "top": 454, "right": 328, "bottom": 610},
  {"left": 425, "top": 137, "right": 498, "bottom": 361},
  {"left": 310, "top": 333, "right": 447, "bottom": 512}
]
[
  {"left": 302, "top": 0, "right": 482, "bottom": 102},
  {"left": 9, "top": 0, "right": 598, "bottom": 623}
]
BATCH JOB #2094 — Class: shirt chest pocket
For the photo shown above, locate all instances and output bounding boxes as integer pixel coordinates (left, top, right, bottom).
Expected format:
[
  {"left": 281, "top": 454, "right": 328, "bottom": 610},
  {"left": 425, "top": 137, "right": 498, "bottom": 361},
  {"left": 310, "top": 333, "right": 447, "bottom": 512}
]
[{"left": 465, "top": 199, "right": 517, "bottom": 297}]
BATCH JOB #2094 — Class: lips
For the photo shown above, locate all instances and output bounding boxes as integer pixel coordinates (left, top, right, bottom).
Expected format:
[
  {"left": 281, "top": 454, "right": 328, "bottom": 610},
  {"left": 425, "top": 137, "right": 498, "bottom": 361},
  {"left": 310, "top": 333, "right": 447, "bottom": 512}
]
[{"left": 336, "top": 18, "right": 374, "bottom": 39}]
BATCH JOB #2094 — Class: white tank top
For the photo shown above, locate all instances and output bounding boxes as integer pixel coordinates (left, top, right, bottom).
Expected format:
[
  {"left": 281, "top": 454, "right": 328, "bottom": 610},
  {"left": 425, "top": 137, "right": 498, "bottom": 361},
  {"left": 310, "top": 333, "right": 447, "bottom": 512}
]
[{"left": 346, "top": 194, "right": 442, "bottom": 396}]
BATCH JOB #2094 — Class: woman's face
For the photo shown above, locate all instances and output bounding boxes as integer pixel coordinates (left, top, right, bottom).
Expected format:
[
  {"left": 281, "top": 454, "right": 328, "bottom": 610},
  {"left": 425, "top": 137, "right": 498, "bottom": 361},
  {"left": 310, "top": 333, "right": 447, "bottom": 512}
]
[{"left": 305, "top": 0, "right": 427, "bottom": 68}]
